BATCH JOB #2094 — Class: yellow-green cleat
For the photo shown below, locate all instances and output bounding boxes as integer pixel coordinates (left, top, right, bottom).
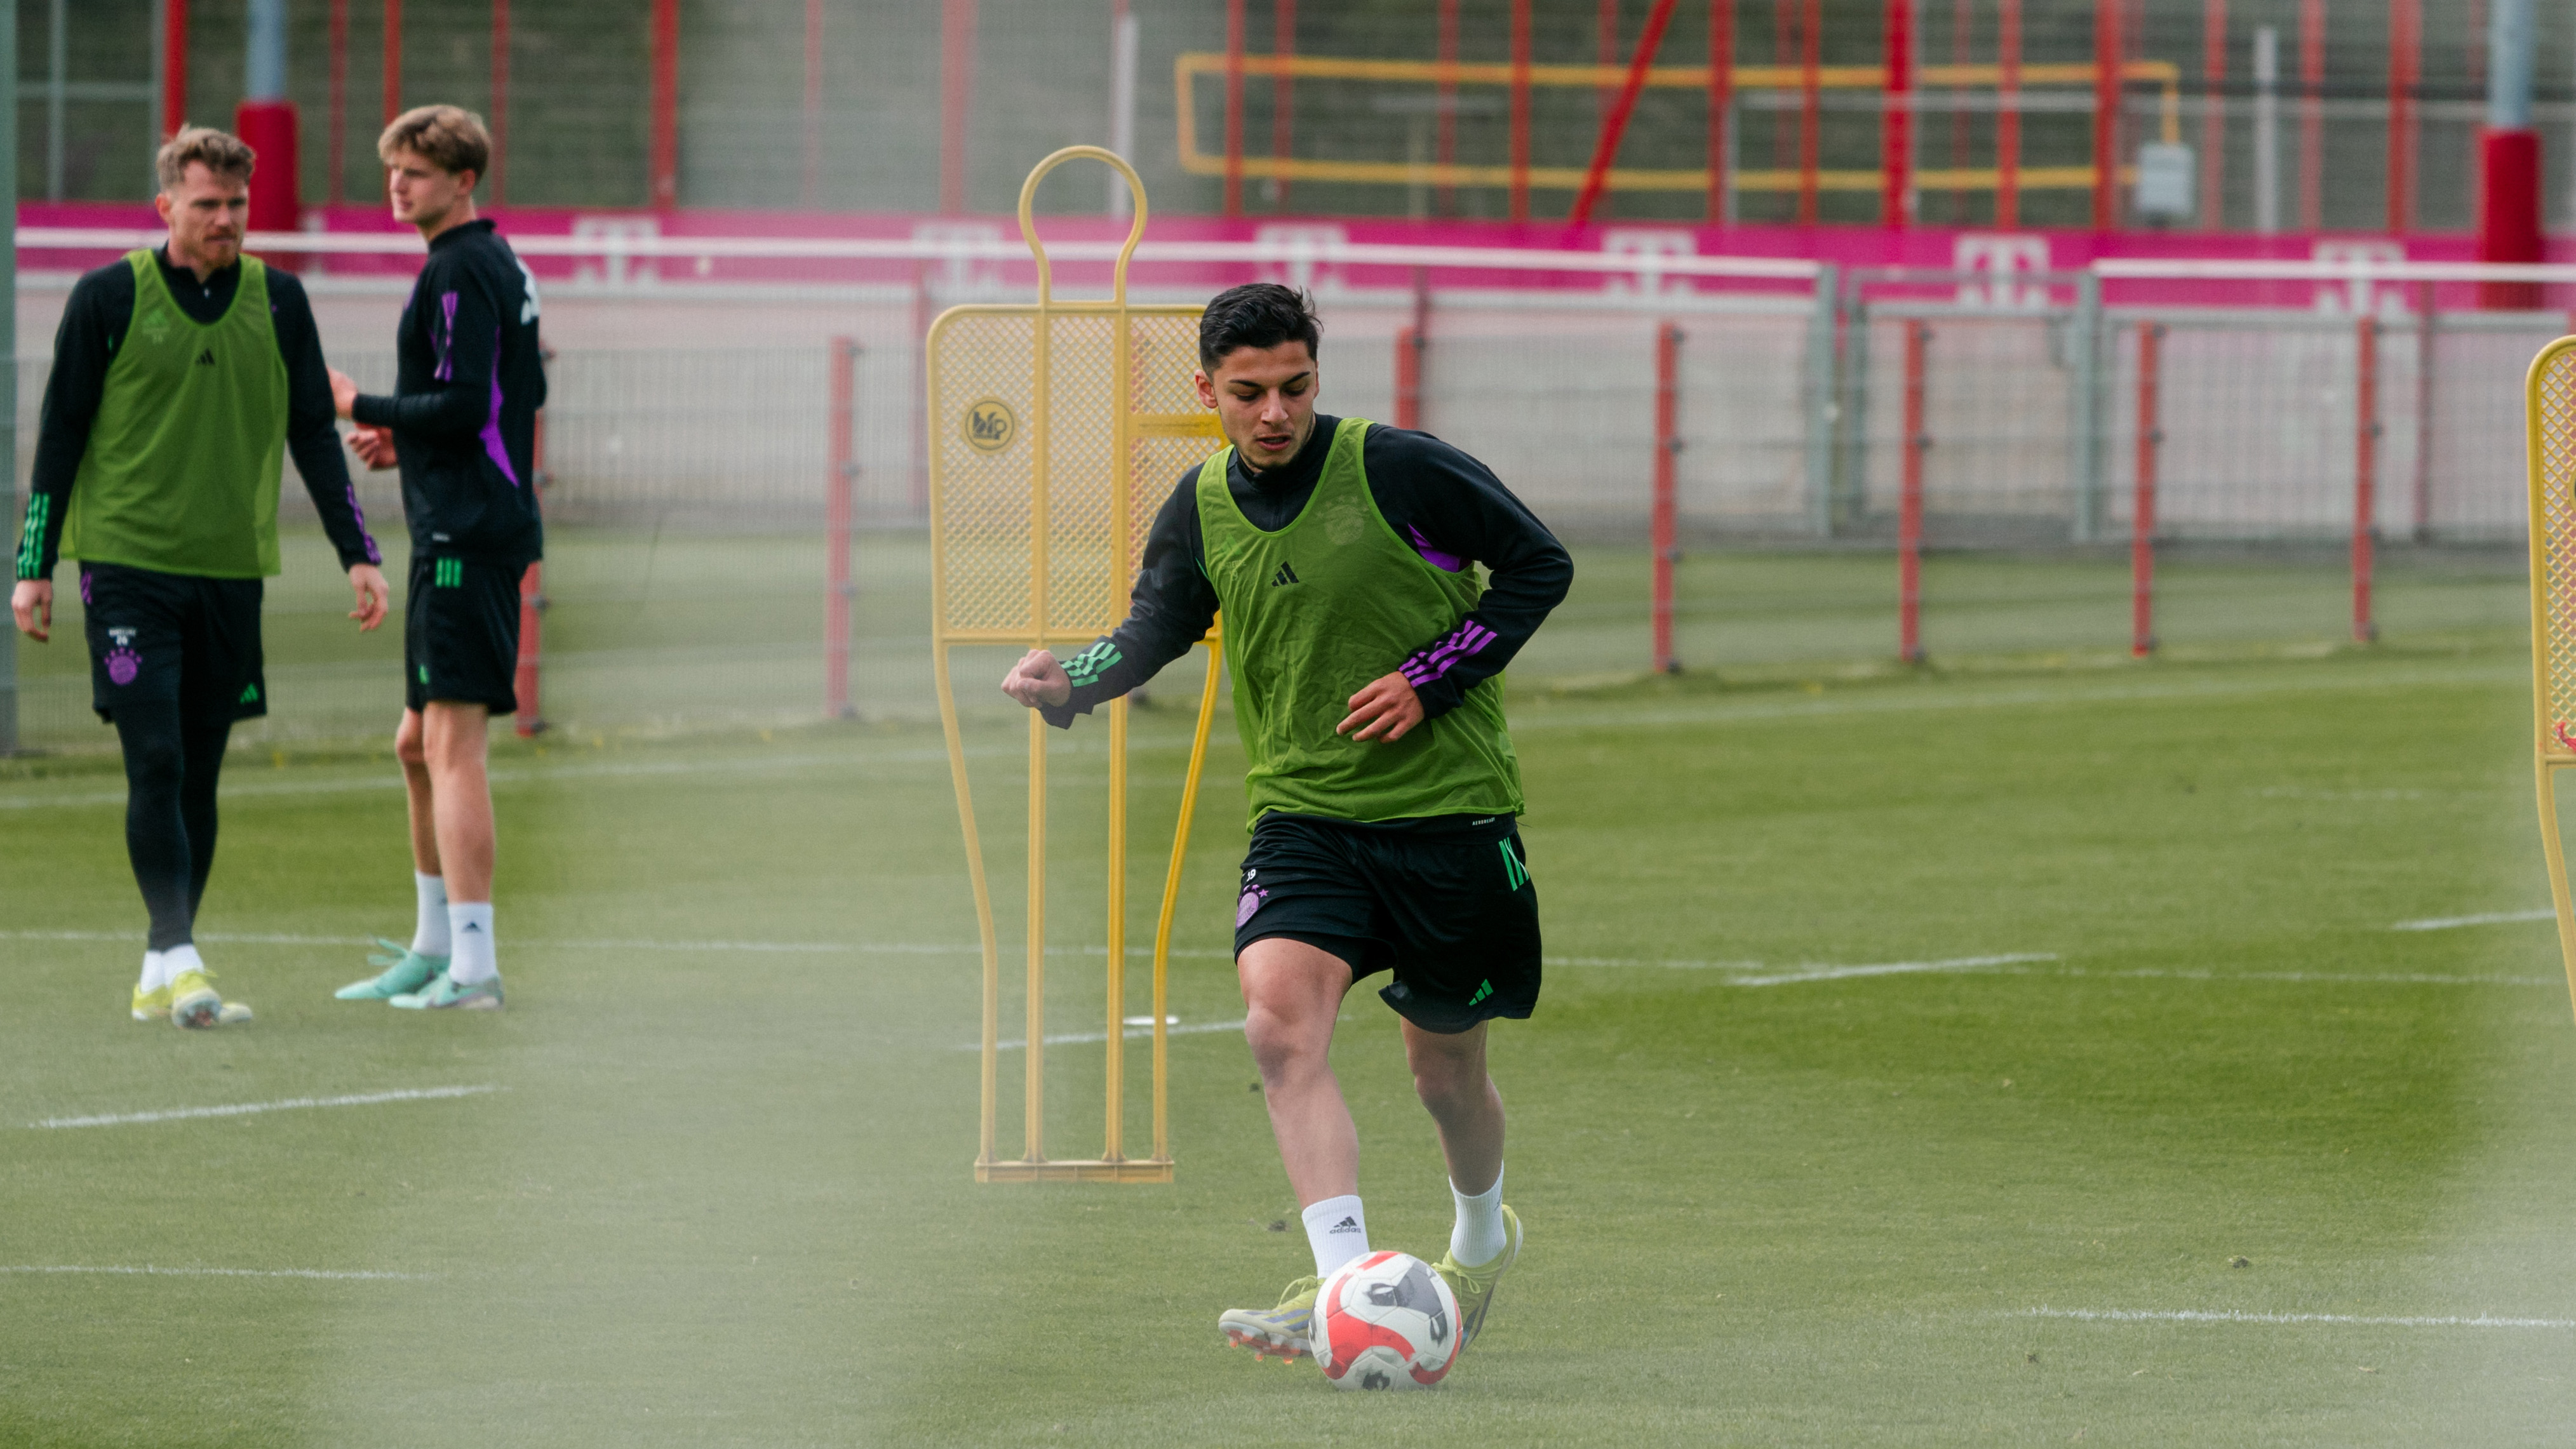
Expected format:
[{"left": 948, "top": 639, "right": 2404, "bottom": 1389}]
[
  {"left": 168, "top": 969, "right": 251, "bottom": 1028},
  {"left": 131, "top": 982, "right": 169, "bottom": 1022},
  {"left": 1432, "top": 1204, "right": 1522, "bottom": 1354},
  {"left": 1219, "top": 1274, "right": 1320, "bottom": 1361}
]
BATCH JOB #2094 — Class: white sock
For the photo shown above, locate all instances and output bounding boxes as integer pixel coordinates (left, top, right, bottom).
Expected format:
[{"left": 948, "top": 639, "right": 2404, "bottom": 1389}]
[
  {"left": 138, "top": 949, "right": 166, "bottom": 992},
  {"left": 161, "top": 942, "right": 205, "bottom": 985},
  {"left": 1301, "top": 1194, "right": 1371, "bottom": 1278},
  {"left": 446, "top": 902, "right": 497, "bottom": 985},
  {"left": 412, "top": 873, "right": 451, "bottom": 956},
  {"left": 1449, "top": 1166, "right": 1507, "bottom": 1267}
]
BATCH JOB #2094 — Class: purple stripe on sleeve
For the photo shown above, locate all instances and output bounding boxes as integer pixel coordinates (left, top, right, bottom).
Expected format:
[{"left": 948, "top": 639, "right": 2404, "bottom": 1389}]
[
  {"left": 1405, "top": 523, "right": 1466, "bottom": 573},
  {"left": 480, "top": 330, "right": 520, "bottom": 486},
  {"left": 345, "top": 481, "right": 382, "bottom": 563},
  {"left": 1399, "top": 621, "right": 1497, "bottom": 687},
  {"left": 432, "top": 292, "right": 459, "bottom": 382}
]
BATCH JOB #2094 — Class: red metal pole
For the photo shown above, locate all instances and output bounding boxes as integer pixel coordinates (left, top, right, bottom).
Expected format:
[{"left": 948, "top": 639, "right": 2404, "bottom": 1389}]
[
  {"left": 382, "top": 0, "right": 401, "bottom": 125},
  {"left": 2387, "top": 0, "right": 2416, "bottom": 234},
  {"left": 1997, "top": 0, "right": 2021, "bottom": 227},
  {"left": 1653, "top": 323, "right": 1683, "bottom": 674},
  {"left": 2131, "top": 323, "right": 2163, "bottom": 657},
  {"left": 803, "top": 0, "right": 824, "bottom": 208},
  {"left": 1600, "top": 0, "right": 1622, "bottom": 114},
  {"left": 2091, "top": 0, "right": 2120, "bottom": 230},
  {"left": 163, "top": 0, "right": 190, "bottom": 137},
  {"left": 328, "top": 0, "right": 348, "bottom": 203},
  {"left": 1881, "top": 0, "right": 1912, "bottom": 228},
  {"left": 2412, "top": 283, "right": 2436, "bottom": 540},
  {"left": 1395, "top": 268, "right": 1428, "bottom": 431},
  {"left": 490, "top": 0, "right": 509, "bottom": 205},
  {"left": 513, "top": 406, "right": 549, "bottom": 737},
  {"left": 650, "top": 0, "right": 678, "bottom": 210},
  {"left": 1707, "top": 0, "right": 1733, "bottom": 222},
  {"left": 1272, "top": 0, "right": 1296, "bottom": 211},
  {"left": 2352, "top": 315, "right": 2378, "bottom": 643},
  {"left": 1510, "top": 0, "right": 1532, "bottom": 224},
  {"left": 2297, "top": 0, "right": 2322, "bottom": 231},
  {"left": 1571, "top": 0, "right": 1682, "bottom": 230},
  {"left": 1900, "top": 319, "right": 1929, "bottom": 663},
  {"left": 2198, "top": 0, "right": 2224, "bottom": 227},
  {"left": 826, "top": 337, "right": 857, "bottom": 718},
  {"left": 1797, "top": 0, "right": 1820, "bottom": 225},
  {"left": 940, "top": 0, "right": 977, "bottom": 213},
  {"left": 1221, "top": 0, "right": 1245, "bottom": 218},
  {"left": 1436, "top": 0, "right": 1459, "bottom": 215}
]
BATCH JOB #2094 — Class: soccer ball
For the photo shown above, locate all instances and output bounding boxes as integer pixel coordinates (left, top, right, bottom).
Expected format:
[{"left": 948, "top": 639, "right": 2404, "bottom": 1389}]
[{"left": 1313, "top": 1251, "right": 1460, "bottom": 1390}]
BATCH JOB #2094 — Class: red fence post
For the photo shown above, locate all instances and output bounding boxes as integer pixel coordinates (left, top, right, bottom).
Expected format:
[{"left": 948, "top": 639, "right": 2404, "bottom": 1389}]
[
  {"left": 513, "top": 403, "right": 549, "bottom": 737},
  {"left": 1899, "top": 319, "right": 1929, "bottom": 663},
  {"left": 381, "top": 0, "right": 402, "bottom": 124},
  {"left": 1223, "top": 0, "right": 1245, "bottom": 218},
  {"left": 2091, "top": 0, "right": 2121, "bottom": 231},
  {"left": 826, "top": 337, "right": 858, "bottom": 718},
  {"left": 1508, "top": 0, "right": 1532, "bottom": 223},
  {"left": 1653, "top": 323, "right": 1683, "bottom": 674},
  {"left": 1797, "top": 0, "right": 1820, "bottom": 225},
  {"left": 2352, "top": 315, "right": 2379, "bottom": 643},
  {"left": 1996, "top": 0, "right": 2020, "bottom": 227},
  {"left": 2131, "top": 322, "right": 2163, "bottom": 657},
  {"left": 1880, "top": 0, "right": 1912, "bottom": 227},
  {"left": 650, "top": 0, "right": 678, "bottom": 209},
  {"left": 1395, "top": 269, "right": 1428, "bottom": 431},
  {"left": 1706, "top": 0, "right": 1732, "bottom": 222}
]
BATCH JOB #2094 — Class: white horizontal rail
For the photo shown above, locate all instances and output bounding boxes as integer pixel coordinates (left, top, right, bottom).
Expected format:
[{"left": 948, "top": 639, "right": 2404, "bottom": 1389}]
[
  {"left": 2095, "top": 258, "right": 2576, "bottom": 284},
  {"left": 13, "top": 227, "right": 1820, "bottom": 280}
]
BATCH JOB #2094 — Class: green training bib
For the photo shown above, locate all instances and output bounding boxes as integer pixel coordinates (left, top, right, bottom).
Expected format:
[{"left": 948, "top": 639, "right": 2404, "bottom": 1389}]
[
  {"left": 60, "top": 251, "right": 290, "bottom": 578},
  {"left": 1197, "top": 415, "right": 1524, "bottom": 830}
]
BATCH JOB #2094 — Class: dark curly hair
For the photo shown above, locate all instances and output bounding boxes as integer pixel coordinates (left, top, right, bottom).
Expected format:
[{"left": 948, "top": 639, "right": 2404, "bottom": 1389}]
[{"left": 1198, "top": 283, "right": 1322, "bottom": 372}]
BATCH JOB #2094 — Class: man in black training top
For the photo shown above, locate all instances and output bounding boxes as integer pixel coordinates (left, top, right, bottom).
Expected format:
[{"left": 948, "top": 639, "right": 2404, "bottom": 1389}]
[
  {"left": 328, "top": 104, "right": 544, "bottom": 1013},
  {"left": 1000, "top": 284, "right": 1571, "bottom": 1369},
  {"left": 10, "top": 126, "right": 388, "bottom": 1027}
]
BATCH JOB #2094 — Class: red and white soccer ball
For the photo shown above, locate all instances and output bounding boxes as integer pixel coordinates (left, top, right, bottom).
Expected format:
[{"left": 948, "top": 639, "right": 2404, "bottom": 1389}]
[{"left": 1314, "top": 1251, "right": 1460, "bottom": 1391}]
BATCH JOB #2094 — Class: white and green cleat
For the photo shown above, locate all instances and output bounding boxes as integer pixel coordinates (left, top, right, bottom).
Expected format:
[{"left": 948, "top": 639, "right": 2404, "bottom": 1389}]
[
  {"left": 390, "top": 971, "right": 503, "bottom": 1011},
  {"left": 1219, "top": 1274, "right": 1320, "bottom": 1361},
  {"left": 168, "top": 969, "right": 252, "bottom": 1028},
  {"left": 131, "top": 982, "right": 169, "bottom": 1022},
  {"left": 336, "top": 940, "right": 448, "bottom": 1000},
  {"left": 1432, "top": 1204, "right": 1522, "bottom": 1354}
]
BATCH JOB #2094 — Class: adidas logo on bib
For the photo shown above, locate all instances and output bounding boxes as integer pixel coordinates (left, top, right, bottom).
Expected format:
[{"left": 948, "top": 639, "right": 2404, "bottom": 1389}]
[{"left": 1270, "top": 563, "right": 1300, "bottom": 587}]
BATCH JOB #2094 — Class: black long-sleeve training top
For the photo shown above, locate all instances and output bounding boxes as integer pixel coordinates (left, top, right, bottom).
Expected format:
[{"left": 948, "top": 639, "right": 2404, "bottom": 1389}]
[
  {"left": 1040, "top": 414, "right": 1573, "bottom": 730},
  {"left": 350, "top": 218, "right": 547, "bottom": 567},
  {"left": 18, "top": 246, "right": 379, "bottom": 579}
]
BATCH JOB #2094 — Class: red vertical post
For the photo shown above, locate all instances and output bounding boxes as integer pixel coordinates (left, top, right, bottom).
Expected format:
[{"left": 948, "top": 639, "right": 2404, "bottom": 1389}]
[
  {"left": 650, "top": 0, "right": 679, "bottom": 210},
  {"left": 2131, "top": 323, "right": 2163, "bottom": 657},
  {"left": 2352, "top": 315, "right": 2379, "bottom": 643},
  {"left": 1707, "top": 0, "right": 1733, "bottom": 222},
  {"left": 1652, "top": 323, "right": 1684, "bottom": 673},
  {"left": 1570, "top": 0, "right": 1681, "bottom": 230},
  {"left": 1222, "top": 0, "right": 1245, "bottom": 217},
  {"left": 490, "top": 0, "right": 509, "bottom": 205},
  {"left": 2386, "top": 0, "right": 2416, "bottom": 234},
  {"left": 1797, "top": 0, "right": 1820, "bottom": 225},
  {"left": 328, "top": 0, "right": 348, "bottom": 203},
  {"left": 2412, "top": 283, "right": 2436, "bottom": 540},
  {"left": 2091, "top": 0, "right": 2121, "bottom": 230},
  {"left": 513, "top": 406, "right": 549, "bottom": 737},
  {"left": 1509, "top": 0, "right": 1533, "bottom": 223},
  {"left": 2477, "top": 130, "right": 2544, "bottom": 310},
  {"left": 163, "top": 0, "right": 190, "bottom": 137},
  {"left": 826, "top": 337, "right": 857, "bottom": 719},
  {"left": 1997, "top": 0, "right": 2022, "bottom": 227},
  {"left": 1436, "top": 0, "right": 1459, "bottom": 215},
  {"left": 382, "top": 0, "right": 403, "bottom": 124},
  {"left": 1272, "top": 0, "right": 1296, "bottom": 210},
  {"left": 939, "top": 0, "right": 977, "bottom": 213},
  {"left": 1881, "top": 0, "right": 1912, "bottom": 227},
  {"left": 2297, "top": 0, "right": 2322, "bottom": 230},
  {"left": 2198, "top": 0, "right": 2224, "bottom": 227},
  {"left": 1395, "top": 268, "right": 1428, "bottom": 431},
  {"left": 803, "top": 0, "right": 824, "bottom": 208},
  {"left": 1600, "top": 0, "right": 1623, "bottom": 114},
  {"left": 1899, "top": 319, "right": 1929, "bottom": 664}
]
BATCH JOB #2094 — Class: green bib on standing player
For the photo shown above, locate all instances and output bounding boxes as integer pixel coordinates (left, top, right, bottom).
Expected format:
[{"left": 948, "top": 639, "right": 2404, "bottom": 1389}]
[
  {"left": 1197, "top": 415, "right": 1524, "bottom": 829},
  {"left": 60, "top": 250, "right": 290, "bottom": 578}
]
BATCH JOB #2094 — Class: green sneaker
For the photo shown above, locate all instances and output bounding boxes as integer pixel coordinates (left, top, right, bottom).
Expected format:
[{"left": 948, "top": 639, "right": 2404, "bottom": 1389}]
[
  {"left": 336, "top": 939, "right": 447, "bottom": 1000},
  {"left": 1432, "top": 1205, "right": 1522, "bottom": 1354},
  {"left": 131, "top": 981, "right": 170, "bottom": 1022},
  {"left": 168, "top": 968, "right": 250, "bottom": 1029},
  {"left": 390, "top": 971, "right": 503, "bottom": 1011},
  {"left": 1219, "top": 1274, "right": 1321, "bottom": 1361}
]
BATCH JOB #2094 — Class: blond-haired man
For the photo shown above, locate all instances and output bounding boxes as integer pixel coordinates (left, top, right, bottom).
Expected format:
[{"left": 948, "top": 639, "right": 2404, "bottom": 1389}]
[
  {"left": 328, "top": 105, "right": 545, "bottom": 1012},
  {"left": 10, "top": 126, "right": 389, "bottom": 1026}
]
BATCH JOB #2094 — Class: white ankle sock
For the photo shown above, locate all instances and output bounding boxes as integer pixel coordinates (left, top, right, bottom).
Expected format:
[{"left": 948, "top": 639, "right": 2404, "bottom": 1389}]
[
  {"left": 1449, "top": 1166, "right": 1506, "bottom": 1267},
  {"left": 446, "top": 902, "right": 497, "bottom": 985},
  {"left": 159, "top": 943, "right": 205, "bottom": 987},
  {"left": 1301, "top": 1194, "right": 1371, "bottom": 1278},
  {"left": 412, "top": 873, "right": 451, "bottom": 956},
  {"left": 138, "top": 950, "right": 166, "bottom": 992}
]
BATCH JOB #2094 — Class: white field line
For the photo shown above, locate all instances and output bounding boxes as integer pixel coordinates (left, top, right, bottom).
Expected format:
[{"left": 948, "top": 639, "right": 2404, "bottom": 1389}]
[
  {"left": 1729, "top": 953, "right": 2060, "bottom": 987},
  {"left": 2020, "top": 1307, "right": 2576, "bottom": 1329},
  {"left": 2389, "top": 909, "right": 2557, "bottom": 932},
  {"left": 0, "top": 1264, "right": 433, "bottom": 1281},
  {"left": 983, "top": 1018, "right": 1248, "bottom": 1052},
  {"left": 32, "top": 1085, "right": 497, "bottom": 1130}
]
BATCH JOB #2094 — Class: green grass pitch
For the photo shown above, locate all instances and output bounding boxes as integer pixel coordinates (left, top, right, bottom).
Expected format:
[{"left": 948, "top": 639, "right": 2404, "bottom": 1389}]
[{"left": 6, "top": 543, "right": 2576, "bottom": 1444}]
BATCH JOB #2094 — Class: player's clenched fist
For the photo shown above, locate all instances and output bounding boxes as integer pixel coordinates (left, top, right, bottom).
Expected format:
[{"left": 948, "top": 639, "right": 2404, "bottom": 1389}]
[
  {"left": 11, "top": 578, "right": 53, "bottom": 642},
  {"left": 1337, "top": 671, "right": 1423, "bottom": 742},
  {"left": 1001, "top": 648, "right": 1073, "bottom": 708}
]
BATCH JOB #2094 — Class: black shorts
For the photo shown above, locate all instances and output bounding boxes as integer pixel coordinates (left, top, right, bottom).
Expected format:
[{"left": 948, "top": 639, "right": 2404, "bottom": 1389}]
[
  {"left": 1233, "top": 812, "right": 1542, "bottom": 1034},
  {"left": 406, "top": 554, "right": 524, "bottom": 715},
  {"left": 79, "top": 562, "right": 267, "bottom": 725}
]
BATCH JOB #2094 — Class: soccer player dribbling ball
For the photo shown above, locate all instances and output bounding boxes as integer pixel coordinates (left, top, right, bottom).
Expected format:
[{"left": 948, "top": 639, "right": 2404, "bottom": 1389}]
[
  {"left": 326, "top": 105, "right": 546, "bottom": 1012},
  {"left": 10, "top": 126, "right": 389, "bottom": 1028},
  {"left": 1000, "top": 284, "right": 1572, "bottom": 1366}
]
